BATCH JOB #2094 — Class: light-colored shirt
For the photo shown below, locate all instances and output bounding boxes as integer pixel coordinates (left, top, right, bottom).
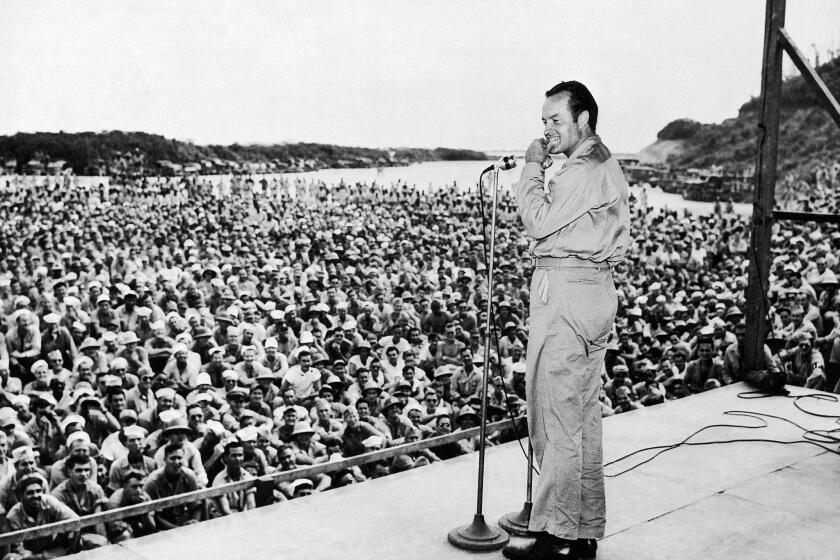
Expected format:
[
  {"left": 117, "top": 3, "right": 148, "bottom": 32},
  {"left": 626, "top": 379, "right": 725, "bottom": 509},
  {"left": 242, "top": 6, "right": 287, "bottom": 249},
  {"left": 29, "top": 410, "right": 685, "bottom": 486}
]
[
  {"left": 513, "top": 135, "right": 630, "bottom": 265},
  {"left": 212, "top": 468, "right": 255, "bottom": 513}
]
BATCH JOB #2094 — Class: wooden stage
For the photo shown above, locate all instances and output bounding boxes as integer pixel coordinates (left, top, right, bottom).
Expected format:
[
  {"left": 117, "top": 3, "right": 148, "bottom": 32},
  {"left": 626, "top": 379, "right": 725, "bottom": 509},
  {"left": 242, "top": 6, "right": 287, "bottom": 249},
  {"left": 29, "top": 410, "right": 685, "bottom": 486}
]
[{"left": 76, "top": 383, "right": 840, "bottom": 560}]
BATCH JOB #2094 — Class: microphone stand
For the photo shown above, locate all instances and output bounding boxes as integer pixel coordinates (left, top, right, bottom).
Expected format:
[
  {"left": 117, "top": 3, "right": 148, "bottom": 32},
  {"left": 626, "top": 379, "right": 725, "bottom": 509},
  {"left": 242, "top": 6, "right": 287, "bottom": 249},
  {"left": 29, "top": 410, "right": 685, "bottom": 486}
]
[
  {"left": 447, "top": 164, "right": 510, "bottom": 551},
  {"left": 498, "top": 442, "right": 533, "bottom": 535}
]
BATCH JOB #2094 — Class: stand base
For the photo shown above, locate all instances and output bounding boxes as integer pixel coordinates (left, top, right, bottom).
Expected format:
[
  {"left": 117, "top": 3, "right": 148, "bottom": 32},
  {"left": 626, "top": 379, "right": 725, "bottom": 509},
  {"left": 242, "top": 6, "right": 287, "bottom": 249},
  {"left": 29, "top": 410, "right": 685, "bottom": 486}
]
[
  {"left": 498, "top": 502, "right": 532, "bottom": 536},
  {"left": 448, "top": 514, "right": 510, "bottom": 551}
]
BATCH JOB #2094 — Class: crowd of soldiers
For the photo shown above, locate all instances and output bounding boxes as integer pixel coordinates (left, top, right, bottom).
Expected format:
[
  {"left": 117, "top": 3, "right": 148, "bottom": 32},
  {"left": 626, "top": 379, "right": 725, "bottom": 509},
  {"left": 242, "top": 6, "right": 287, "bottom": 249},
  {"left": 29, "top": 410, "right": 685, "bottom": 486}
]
[{"left": 0, "top": 161, "right": 838, "bottom": 557}]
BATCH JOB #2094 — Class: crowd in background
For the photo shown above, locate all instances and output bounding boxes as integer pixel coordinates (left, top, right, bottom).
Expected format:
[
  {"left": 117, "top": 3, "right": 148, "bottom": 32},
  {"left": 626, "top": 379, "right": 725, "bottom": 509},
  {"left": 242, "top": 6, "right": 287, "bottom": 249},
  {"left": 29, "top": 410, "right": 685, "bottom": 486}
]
[{"left": 0, "top": 162, "right": 839, "bottom": 557}]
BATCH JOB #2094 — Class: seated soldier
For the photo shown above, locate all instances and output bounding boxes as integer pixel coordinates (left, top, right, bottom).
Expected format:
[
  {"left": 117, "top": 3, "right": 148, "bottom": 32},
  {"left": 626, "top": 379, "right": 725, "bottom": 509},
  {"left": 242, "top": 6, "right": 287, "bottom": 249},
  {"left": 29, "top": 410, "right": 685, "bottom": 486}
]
[
  {"left": 106, "top": 470, "right": 157, "bottom": 542},
  {"left": 5, "top": 473, "right": 80, "bottom": 558}
]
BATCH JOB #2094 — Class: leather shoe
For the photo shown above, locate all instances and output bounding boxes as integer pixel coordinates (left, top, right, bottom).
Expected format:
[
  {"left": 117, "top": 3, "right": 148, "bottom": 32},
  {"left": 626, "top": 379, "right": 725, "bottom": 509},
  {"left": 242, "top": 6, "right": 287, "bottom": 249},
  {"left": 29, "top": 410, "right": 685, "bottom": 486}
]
[
  {"left": 572, "top": 539, "right": 597, "bottom": 560},
  {"left": 502, "top": 534, "right": 576, "bottom": 559}
]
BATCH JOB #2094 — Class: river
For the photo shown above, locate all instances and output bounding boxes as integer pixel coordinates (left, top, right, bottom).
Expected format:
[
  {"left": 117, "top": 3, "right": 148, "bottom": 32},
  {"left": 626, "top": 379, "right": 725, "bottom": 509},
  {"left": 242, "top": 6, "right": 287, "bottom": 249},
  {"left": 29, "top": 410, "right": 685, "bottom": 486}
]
[
  {"left": 6, "top": 160, "right": 752, "bottom": 216},
  {"left": 275, "top": 160, "right": 753, "bottom": 216}
]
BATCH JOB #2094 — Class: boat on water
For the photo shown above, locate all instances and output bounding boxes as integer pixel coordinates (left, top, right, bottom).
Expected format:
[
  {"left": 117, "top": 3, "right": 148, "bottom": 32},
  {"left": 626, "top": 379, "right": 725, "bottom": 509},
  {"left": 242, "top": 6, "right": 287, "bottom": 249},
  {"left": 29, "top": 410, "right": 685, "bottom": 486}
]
[{"left": 619, "top": 158, "right": 752, "bottom": 203}]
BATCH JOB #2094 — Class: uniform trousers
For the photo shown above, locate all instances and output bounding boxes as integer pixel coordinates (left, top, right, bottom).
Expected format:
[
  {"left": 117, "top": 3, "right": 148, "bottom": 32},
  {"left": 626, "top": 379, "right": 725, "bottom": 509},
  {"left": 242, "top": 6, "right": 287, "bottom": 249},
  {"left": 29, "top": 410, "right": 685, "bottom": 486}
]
[{"left": 526, "top": 257, "right": 616, "bottom": 540}]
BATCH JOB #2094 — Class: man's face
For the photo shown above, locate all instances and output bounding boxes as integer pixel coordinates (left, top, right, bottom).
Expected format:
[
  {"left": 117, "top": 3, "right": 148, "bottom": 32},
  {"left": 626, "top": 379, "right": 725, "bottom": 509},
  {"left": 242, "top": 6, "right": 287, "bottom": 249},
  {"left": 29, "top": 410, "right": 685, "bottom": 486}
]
[
  {"left": 17, "top": 455, "right": 38, "bottom": 476},
  {"left": 125, "top": 477, "right": 144, "bottom": 501},
  {"left": 21, "top": 482, "right": 44, "bottom": 510},
  {"left": 158, "top": 395, "right": 174, "bottom": 410},
  {"left": 735, "top": 326, "right": 747, "bottom": 345},
  {"left": 425, "top": 393, "right": 439, "bottom": 410},
  {"left": 356, "top": 402, "right": 370, "bottom": 420},
  {"left": 300, "top": 354, "right": 312, "bottom": 370},
  {"left": 110, "top": 393, "right": 126, "bottom": 413},
  {"left": 316, "top": 405, "right": 331, "bottom": 421},
  {"left": 779, "top": 310, "right": 791, "bottom": 325},
  {"left": 70, "top": 440, "right": 89, "bottom": 458},
  {"left": 542, "top": 94, "right": 586, "bottom": 157},
  {"left": 70, "top": 463, "right": 91, "bottom": 485},
  {"left": 164, "top": 449, "right": 184, "bottom": 473},
  {"left": 226, "top": 446, "right": 244, "bottom": 470},
  {"left": 279, "top": 448, "right": 296, "bottom": 470},
  {"left": 18, "top": 314, "right": 32, "bottom": 329},
  {"left": 355, "top": 369, "right": 371, "bottom": 385},
  {"left": 48, "top": 354, "right": 64, "bottom": 371},
  {"left": 436, "top": 417, "right": 452, "bottom": 435},
  {"left": 126, "top": 434, "right": 143, "bottom": 454},
  {"left": 34, "top": 367, "right": 49, "bottom": 384},
  {"left": 344, "top": 408, "right": 360, "bottom": 428},
  {"left": 698, "top": 343, "right": 713, "bottom": 360}
]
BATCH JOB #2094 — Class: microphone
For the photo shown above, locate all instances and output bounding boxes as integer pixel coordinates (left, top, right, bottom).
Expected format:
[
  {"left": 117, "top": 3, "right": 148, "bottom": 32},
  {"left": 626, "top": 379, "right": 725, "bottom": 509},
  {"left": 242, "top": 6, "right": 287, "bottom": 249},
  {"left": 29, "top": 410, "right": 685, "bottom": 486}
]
[
  {"left": 543, "top": 131, "right": 559, "bottom": 169},
  {"left": 483, "top": 155, "right": 518, "bottom": 174}
]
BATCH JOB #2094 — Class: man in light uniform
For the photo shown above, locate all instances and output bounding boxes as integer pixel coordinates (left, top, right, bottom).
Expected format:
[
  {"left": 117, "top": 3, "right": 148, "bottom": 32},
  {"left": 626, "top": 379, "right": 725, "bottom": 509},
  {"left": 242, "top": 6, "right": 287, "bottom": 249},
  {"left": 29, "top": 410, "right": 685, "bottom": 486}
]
[{"left": 506, "top": 81, "right": 629, "bottom": 560}]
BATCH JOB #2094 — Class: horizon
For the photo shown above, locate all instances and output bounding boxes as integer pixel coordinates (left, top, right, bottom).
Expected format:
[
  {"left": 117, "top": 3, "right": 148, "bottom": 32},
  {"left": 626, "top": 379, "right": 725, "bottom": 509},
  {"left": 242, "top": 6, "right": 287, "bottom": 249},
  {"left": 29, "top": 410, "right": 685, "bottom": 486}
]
[{"left": 1, "top": 1, "right": 839, "bottom": 154}]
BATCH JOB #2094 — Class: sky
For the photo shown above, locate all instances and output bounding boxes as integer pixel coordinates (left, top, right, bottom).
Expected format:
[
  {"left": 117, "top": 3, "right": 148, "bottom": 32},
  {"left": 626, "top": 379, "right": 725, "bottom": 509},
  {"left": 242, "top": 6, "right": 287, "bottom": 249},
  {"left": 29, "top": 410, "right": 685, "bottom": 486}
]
[{"left": 1, "top": 0, "right": 838, "bottom": 153}]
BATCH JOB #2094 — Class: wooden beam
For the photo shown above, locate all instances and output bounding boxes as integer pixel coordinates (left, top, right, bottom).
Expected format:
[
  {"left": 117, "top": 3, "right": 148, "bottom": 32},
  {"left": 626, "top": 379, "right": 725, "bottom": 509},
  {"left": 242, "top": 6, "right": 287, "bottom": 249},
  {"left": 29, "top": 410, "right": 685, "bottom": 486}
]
[
  {"left": 0, "top": 416, "right": 525, "bottom": 546},
  {"left": 744, "top": 0, "right": 786, "bottom": 372},
  {"left": 778, "top": 28, "right": 840, "bottom": 129}
]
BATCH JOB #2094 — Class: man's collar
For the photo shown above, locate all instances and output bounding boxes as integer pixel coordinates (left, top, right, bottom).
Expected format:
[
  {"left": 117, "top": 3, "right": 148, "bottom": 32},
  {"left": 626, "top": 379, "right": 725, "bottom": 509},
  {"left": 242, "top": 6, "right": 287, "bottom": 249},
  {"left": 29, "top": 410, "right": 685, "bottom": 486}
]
[{"left": 563, "top": 134, "right": 601, "bottom": 166}]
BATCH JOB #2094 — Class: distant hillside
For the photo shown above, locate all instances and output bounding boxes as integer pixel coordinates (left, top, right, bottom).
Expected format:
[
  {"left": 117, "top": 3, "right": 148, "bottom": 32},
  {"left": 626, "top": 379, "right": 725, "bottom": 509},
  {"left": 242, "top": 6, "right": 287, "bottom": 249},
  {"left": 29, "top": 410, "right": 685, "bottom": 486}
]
[
  {"left": 642, "top": 55, "right": 840, "bottom": 175},
  {"left": 0, "top": 131, "right": 488, "bottom": 175}
]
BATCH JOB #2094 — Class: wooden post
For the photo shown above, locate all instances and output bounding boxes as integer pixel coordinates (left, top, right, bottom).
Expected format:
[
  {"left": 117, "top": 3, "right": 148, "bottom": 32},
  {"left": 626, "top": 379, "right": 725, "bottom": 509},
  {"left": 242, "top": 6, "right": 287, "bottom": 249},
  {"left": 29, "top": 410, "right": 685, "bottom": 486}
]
[{"left": 744, "top": 0, "right": 786, "bottom": 371}]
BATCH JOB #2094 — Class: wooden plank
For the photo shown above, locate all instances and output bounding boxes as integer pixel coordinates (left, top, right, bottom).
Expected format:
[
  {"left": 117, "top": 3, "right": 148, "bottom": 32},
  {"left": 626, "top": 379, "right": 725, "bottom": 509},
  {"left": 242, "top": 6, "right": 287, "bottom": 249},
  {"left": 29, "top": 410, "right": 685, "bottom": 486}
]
[
  {"left": 778, "top": 28, "right": 840, "bottom": 129},
  {"left": 772, "top": 210, "right": 840, "bottom": 224},
  {"left": 0, "top": 416, "right": 525, "bottom": 546},
  {"left": 744, "top": 0, "right": 786, "bottom": 372}
]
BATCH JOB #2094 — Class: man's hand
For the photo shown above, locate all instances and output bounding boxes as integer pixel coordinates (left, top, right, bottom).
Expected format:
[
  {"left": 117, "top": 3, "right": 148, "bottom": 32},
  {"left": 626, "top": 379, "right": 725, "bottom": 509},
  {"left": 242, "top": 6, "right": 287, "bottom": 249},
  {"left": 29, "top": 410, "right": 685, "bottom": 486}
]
[{"left": 524, "top": 138, "right": 548, "bottom": 164}]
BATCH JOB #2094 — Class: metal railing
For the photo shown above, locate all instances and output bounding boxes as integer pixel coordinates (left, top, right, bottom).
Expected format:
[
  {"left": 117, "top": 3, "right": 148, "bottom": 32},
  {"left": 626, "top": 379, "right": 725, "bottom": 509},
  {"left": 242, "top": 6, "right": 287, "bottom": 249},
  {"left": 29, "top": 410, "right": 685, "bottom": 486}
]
[{"left": 0, "top": 416, "right": 525, "bottom": 547}]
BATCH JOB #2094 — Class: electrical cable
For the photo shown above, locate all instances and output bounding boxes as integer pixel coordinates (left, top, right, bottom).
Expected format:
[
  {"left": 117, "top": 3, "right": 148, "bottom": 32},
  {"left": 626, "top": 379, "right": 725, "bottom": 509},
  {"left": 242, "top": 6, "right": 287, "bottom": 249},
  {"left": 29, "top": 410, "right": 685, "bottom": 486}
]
[{"left": 603, "top": 390, "right": 840, "bottom": 478}]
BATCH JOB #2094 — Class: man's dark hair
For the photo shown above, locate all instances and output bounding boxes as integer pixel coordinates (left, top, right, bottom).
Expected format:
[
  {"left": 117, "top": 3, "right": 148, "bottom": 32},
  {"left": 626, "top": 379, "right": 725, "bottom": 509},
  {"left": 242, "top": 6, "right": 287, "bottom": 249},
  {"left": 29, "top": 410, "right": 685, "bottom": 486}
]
[
  {"left": 66, "top": 453, "right": 91, "bottom": 470},
  {"left": 545, "top": 81, "right": 598, "bottom": 132},
  {"left": 223, "top": 440, "right": 244, "bottom": 456},
  {"left": 122, "top": 469, "right": 145, "bottom": 485},
  {"left": 163, "top": 442, "right": 184, "bottom": 457}
]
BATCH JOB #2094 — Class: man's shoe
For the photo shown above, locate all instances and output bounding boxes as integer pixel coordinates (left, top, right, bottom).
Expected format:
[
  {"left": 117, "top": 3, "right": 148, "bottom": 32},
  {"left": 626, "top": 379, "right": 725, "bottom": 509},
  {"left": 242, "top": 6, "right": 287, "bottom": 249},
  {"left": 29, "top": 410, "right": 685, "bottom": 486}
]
[
  {"left": 572, "top": 538, "right": 597, "bottom": 560},
  {"left": 502, "top": 534, "right": 576, "bottom": 560}
]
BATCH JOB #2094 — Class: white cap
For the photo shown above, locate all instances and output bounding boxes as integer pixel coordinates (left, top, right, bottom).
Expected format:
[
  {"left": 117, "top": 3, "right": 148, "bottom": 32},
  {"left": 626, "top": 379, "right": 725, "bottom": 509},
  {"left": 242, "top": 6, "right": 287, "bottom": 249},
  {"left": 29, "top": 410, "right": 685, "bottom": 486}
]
[
  {"left": 193, "top": 372, "right": 212, "bottom": 387},
  {"left": 66, "top": 430, "right": 91, "bottom": 448}
]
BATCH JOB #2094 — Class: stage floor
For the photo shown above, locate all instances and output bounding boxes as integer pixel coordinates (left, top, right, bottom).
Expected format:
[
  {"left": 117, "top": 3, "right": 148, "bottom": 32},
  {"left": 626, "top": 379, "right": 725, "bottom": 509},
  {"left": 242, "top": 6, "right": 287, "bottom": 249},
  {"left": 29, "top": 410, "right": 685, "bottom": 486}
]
[{"left": 77, "top": 383, "right": 840, "bottom": 560}]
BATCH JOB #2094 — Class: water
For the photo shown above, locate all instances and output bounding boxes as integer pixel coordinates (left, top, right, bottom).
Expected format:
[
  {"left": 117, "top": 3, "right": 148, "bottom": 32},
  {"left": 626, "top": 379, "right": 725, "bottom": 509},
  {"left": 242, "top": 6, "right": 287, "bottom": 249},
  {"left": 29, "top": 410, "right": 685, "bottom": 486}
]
[
  {"left": 275, "top": 160, "right": 753, "bottom": 216},
  {"left": 4, "top": 160, "right": 753, "bottom": 215}
]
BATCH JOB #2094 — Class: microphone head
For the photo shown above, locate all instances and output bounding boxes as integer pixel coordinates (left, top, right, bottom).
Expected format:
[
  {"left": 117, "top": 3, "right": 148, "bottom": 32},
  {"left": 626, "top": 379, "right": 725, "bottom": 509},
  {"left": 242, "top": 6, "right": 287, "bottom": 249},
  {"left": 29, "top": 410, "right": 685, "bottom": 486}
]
[{"left": 495, "top": 155, "right": 518, "bottom": 171}]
